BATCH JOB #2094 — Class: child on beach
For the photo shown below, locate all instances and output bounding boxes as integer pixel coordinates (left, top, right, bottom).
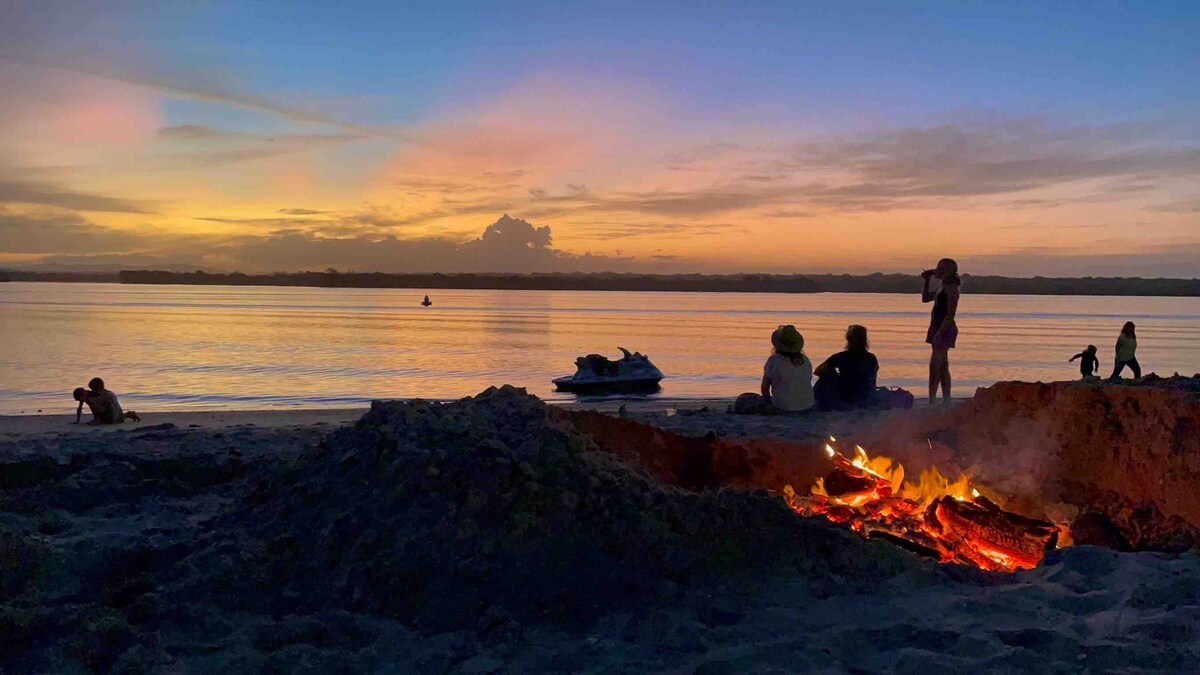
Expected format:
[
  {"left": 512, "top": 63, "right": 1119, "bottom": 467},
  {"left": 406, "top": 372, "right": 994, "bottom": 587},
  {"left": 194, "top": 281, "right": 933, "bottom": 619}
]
[
  {"left": 74, "top": 378, "right": 139, "bottom": 425},
  {"left": 1069, "top": 345, "right": 1101, "bottom": 379}
]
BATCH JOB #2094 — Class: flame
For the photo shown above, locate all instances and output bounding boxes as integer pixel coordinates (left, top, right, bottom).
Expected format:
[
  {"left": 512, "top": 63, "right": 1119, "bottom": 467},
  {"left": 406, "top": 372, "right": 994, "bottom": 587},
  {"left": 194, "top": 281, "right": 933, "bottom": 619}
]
[
  {"left": 818, "top": 443, "right": 968, "bottom": 509},
  {"left": 785, "top": 439, "right": 1060, "bottom": 572}
]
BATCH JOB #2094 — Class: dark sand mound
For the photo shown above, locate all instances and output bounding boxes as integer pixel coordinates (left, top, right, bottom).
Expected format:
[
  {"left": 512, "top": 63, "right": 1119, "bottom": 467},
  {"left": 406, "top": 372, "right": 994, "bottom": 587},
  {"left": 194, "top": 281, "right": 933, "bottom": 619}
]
[
  {"left": 210, "top": 386, "right": 916, "bottom": 633},
  {"left": 1, "top": 387, "right": 919, "bottom": 672}
]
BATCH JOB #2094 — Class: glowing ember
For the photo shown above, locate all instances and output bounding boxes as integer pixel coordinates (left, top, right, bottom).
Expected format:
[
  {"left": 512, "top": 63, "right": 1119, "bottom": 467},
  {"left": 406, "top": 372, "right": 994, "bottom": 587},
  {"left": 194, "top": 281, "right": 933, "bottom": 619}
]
[{"left": 784, "top": 438, "right": 1059, "bottom": 572}]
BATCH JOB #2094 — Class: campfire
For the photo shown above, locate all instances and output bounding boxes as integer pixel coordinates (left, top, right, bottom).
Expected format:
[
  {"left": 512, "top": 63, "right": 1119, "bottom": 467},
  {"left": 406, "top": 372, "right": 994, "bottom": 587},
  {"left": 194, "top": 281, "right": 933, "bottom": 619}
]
[{"left": 783, "top": 438, "right": 1060, "bottom": 572}]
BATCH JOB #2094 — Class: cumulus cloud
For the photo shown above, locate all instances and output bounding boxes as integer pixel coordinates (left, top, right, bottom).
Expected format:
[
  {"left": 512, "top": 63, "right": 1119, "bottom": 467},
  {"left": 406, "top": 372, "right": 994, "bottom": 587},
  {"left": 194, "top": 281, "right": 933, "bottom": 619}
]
[
  {"left": 213, "top": 214, "right": 636, "bottom": 273},
  {"left": 6, "top": 213, "right": 655, "bottom": 274}
]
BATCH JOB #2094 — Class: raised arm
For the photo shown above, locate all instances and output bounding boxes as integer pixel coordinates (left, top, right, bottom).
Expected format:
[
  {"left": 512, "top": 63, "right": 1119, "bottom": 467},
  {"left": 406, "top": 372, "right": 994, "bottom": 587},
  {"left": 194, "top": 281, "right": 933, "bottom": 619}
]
[
  {"left": 921, "top": 274, "right": 936, "bottom": 303},
  {"left": 1069, "top": 353, "right": 1081, "bottom": 362}
]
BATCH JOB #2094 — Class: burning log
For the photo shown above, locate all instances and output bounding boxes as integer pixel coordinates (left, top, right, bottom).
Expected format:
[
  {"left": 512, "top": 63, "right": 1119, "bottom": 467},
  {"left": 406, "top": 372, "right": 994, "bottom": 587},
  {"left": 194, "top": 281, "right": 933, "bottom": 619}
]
[
  {"left": 822, "top": 469, "right": 881, "bottom": 499},
  {"left": 926, "top": 496, "right": 1058, "bottom": 571},
  {"left": 784, "top": 438, "right": 1063, "bottom": 572}
]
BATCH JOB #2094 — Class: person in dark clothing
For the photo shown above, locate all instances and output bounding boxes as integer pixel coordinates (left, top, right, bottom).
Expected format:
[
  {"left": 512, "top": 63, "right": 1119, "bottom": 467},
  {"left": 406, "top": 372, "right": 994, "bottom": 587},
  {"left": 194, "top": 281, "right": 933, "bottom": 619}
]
[
  {"left": 1069, "top": 345, "right": 1101, "bottom": 379},
  {"left": 814, "top": 325, "right": 880, "bottom": 411},
  {"left": 921, "top": 258, "right": 960, "bottom": 404},
  {"left": 74, "top": 377, "right": 138, "bottom": 425}
]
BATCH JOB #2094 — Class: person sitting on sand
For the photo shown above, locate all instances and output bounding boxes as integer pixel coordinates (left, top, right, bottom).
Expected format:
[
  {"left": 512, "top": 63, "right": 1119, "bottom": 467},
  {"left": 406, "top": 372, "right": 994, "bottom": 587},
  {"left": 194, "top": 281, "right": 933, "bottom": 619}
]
[
  {"left": 74, "top": 377, "right": 138, "bottom": 425},
  {"left": 758, "top": 325, "right": 815, "bottom": 412},
  {"left": 1069, "top": 344, "right": 1101, "bottom": 380},
  {"left": 1109, "top": 322, "right": 1141, "bottom": 380},
  {"left": 814, "top": 325, "right": 880, "bottom": 411}
]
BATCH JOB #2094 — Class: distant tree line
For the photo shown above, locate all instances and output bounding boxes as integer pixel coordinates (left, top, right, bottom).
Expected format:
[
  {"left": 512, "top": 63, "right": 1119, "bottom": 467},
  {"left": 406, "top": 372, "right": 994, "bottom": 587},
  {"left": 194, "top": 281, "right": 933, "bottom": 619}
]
[
  {"left": 0, "top": 270, "right": 119, "bottom": 283},
  {"left": 2, "top": 269, "right": 1197, "bottom": 295},
  {"left": 115, "top": 270, "right": 823, "bottom": 293},
  {"left": 103, "top": 270, "right": 1200, "bottom": 296}
]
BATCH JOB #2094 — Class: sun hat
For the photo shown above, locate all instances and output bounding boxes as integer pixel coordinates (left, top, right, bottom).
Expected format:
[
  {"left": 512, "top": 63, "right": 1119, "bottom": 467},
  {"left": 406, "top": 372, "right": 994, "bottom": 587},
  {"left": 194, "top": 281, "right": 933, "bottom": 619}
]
[{"left": 771, "top": 324, "right": 804, "bottom": 354}]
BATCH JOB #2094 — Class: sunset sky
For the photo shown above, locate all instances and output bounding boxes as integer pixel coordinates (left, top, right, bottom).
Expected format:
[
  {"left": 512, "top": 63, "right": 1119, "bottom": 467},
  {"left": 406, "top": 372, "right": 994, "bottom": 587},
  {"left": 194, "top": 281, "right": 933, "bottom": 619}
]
[{"left": 1, "top": 1, "right": 1197, "bottom": 276}]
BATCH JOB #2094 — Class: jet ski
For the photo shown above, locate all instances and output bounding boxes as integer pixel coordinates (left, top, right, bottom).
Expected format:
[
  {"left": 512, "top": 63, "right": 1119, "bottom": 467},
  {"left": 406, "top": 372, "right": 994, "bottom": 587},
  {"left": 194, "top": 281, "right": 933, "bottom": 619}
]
[
  {"left": 421, "top": 295, "right": 432, "bottom": 306},
  {"left": 553, "top": 347, "right": 664, "bottom": 394}
]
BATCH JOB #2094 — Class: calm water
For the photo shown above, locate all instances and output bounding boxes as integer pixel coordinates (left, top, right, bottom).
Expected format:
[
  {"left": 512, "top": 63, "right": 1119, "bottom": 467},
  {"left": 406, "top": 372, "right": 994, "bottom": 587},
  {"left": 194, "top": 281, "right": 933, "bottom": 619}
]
[{"left": 1, "top": 282, "right": 1198, "bottom": 414}]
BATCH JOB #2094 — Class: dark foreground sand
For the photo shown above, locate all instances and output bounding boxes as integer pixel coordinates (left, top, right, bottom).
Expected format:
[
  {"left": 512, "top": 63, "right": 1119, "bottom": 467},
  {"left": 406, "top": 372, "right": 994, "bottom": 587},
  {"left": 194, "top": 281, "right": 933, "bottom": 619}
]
[{"left": 1, "top": 389, "right": 1196, "bottom": 673}]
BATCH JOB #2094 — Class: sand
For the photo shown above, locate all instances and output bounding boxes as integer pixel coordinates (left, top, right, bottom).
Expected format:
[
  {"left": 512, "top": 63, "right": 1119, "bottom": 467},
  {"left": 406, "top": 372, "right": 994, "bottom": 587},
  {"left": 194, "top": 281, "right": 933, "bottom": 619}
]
[
  {"left": 2, "top": 390, "right": 1197, "bottom": 673},
  {"left": 0, "top": 397, "right": 735, "bottom": 436}
]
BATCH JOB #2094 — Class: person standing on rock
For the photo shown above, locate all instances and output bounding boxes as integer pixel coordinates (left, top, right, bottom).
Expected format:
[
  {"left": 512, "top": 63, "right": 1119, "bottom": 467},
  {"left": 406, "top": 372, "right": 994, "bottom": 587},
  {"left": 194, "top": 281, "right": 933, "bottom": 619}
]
[
  {"left": 921, "top": 258, "right": 960, "bottom": 404},
  {"left": 1109, "top": 321, "right": 1141, "bottom": 380}
]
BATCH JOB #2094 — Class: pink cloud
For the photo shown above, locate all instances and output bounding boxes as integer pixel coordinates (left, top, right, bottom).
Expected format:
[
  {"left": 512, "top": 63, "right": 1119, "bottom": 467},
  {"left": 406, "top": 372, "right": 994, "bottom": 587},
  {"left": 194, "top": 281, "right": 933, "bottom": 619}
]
[{"left": 0, "top": 65, "right": 162, "bottom": 151}]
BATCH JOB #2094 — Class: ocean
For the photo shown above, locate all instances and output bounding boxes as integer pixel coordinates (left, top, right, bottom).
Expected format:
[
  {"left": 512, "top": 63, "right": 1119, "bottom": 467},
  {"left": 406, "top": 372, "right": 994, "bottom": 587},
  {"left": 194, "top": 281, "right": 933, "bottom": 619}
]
[{"left": 2, "top": 282, "right": 1197, "bottom": 413}]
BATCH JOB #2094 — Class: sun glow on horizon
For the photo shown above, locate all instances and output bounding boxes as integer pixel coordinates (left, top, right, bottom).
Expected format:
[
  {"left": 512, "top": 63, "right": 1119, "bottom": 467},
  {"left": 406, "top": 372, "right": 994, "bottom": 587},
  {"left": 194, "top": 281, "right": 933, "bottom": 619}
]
[{"left": 0, "top": 2, "right": 1196, "bottom": 276}]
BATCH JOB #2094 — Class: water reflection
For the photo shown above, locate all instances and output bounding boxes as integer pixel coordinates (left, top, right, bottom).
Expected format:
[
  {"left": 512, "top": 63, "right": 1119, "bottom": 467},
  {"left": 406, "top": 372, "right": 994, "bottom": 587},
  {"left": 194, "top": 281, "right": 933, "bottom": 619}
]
[{"left": 1, "top": 283, "right": 1198, "bottom": 413}]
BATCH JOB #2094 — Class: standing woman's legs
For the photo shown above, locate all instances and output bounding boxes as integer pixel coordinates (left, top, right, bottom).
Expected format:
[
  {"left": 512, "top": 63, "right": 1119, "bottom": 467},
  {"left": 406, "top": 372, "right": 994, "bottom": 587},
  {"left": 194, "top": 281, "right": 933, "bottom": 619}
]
[
  {"left": 928, "top": 349, "right": 940, "bottom": 403},
  {"left": 1110, "top": 361, "right": 1126, "bottom": 379},
  {"left": 929, "top": 348, "right": 947, "bottom": 403},
  {"left": 940, "top": 350, "right": 952, "bottom": 401},
  {"left": 1128, "top": 358, "right": 1142, "bottom": 379}
]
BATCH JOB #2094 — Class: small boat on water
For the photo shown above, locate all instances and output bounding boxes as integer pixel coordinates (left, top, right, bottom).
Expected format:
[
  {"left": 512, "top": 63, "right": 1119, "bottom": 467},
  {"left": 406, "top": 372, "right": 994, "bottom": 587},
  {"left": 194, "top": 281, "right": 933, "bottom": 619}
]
[
  {"left": 421, "top": 295, "right": 432, "bottom": 306},
  {"left": 553, "top": 347, "right": 664, "bottom": 394}
]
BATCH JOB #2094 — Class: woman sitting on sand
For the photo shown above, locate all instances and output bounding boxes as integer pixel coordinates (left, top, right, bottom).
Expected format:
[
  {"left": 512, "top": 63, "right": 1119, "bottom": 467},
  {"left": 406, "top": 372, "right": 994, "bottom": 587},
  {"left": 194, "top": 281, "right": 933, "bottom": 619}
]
[
  {"left": 1109, "top": 321, "right": 1141, "bottom": 380},
  {"left": 921, "top": 258, "right": 961, "bottom": 404},
  {"left": 814, "top": 325, "right": 879, "bottom": 411},
  {"left": 758, "top": 325, "right": 815, "bottom": 412}
]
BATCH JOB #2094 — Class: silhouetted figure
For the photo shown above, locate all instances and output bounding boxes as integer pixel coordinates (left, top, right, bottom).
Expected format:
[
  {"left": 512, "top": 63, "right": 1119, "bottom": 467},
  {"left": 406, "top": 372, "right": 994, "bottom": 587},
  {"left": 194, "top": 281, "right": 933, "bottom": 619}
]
[
  {"left": 1069, "top": 344, "right": 1101, "bottom": 379},
  {"left": 74, "top": 377, "right": 138, "bottom": 425},
  {"left": 1109, "top": 321, "right": 1141, "bottom": 380},
  {"left": 921, "top": 258, "right": 960, "bottom": 404},
  {"left": 421, "top": 295, "right": 432, "bottom": 306},
  {"left": 814, "top": 325, "right": 879, "bottom": 411}
]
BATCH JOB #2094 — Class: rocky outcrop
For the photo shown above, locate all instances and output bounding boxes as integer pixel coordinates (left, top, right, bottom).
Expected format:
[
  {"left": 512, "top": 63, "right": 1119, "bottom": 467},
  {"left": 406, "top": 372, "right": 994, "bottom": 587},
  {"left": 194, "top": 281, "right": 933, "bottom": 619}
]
[{"left": 865, "top": 379, "right": 1200, "bottom": 551}]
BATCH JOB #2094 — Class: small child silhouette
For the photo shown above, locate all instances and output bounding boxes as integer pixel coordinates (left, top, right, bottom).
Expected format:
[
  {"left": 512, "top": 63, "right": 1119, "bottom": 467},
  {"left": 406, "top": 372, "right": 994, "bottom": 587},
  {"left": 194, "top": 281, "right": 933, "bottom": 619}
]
[{"left": 1069, "top": 345, "right": 1100, "bottom": 380}]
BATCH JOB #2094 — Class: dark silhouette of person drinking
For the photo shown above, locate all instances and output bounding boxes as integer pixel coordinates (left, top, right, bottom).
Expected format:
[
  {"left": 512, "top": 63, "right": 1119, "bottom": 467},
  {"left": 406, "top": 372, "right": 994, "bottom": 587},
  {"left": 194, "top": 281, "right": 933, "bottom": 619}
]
[
  {"left": 921, "top": 258, "right": 960, "bottom": 404},
  {"left": 74, "top": 377, "right": 138, "bottom": 425}
]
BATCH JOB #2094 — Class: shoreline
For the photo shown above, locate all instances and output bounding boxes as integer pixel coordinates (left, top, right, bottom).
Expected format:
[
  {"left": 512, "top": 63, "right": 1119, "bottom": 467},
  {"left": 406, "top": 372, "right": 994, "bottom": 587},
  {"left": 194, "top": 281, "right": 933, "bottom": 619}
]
[{"left": 0, "top": 397, "right": 742, "bottom": 435}]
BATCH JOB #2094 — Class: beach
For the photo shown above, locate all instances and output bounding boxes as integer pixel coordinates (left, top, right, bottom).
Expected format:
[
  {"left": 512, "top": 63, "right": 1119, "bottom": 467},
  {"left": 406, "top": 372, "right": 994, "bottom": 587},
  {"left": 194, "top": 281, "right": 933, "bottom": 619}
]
[{"left": 3, "top": 381, "right": 1198, "bottom": 672}]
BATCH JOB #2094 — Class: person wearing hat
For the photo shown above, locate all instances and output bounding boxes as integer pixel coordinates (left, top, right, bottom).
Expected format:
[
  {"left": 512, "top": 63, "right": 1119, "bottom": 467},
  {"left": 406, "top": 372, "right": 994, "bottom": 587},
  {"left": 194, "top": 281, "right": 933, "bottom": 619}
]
[{"left": 759, "top": 324, "right": 815, "bottom": 412}]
